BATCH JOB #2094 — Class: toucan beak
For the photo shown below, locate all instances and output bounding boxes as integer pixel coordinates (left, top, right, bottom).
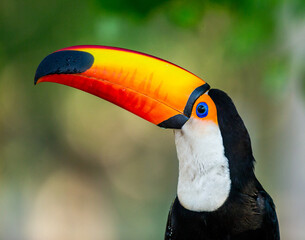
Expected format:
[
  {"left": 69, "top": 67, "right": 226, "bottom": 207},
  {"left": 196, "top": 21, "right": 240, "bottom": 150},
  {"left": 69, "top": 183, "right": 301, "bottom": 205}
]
[{"left": 34, "top": 45, "right": 210, "bottom": 129}]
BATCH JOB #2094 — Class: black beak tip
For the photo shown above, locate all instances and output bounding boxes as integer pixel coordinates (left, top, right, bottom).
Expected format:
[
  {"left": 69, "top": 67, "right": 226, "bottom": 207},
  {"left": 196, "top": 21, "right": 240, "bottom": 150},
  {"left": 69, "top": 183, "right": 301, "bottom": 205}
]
[{"left": 34, "top": 50, "right": 94, "bottom": 85}]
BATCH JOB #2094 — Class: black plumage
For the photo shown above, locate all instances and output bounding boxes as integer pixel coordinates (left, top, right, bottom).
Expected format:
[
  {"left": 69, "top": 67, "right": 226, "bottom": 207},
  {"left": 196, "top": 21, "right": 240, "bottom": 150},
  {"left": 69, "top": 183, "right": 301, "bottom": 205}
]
[{"left": 165, "top": 89, "right": 279, "bottom": 240}]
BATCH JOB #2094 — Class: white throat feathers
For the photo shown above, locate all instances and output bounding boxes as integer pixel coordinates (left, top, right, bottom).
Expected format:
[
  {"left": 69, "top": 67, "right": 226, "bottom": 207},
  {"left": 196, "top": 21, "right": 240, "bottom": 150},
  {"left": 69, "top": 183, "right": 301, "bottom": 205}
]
[{"left": 174, "top": 118, "right": 231, "bottom": 212}]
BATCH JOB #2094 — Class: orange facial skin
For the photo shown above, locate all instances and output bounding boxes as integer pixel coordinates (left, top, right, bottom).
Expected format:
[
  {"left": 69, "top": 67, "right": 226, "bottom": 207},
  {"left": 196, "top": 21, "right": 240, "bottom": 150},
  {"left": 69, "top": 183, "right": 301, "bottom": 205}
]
[{"left": 191, "top": 93, "right": 218, "bottom": 125}]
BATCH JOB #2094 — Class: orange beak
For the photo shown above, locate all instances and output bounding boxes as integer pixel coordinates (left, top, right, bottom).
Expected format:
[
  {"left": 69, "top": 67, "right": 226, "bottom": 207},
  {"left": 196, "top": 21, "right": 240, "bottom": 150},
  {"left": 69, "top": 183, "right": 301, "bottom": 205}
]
[{"left": 35, "top": 45, "right": 210, "bottom": 129}]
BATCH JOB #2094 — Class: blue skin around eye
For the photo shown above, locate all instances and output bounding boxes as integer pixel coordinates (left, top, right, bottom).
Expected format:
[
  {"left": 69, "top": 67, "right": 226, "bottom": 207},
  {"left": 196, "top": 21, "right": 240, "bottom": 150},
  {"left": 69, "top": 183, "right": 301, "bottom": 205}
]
[{"left": 196, "top": 102, "right": 209, "bottom": 118}]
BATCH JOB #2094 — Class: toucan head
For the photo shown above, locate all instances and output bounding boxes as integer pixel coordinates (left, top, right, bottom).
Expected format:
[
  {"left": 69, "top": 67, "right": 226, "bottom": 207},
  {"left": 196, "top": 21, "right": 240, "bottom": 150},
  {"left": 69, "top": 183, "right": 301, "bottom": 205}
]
[{"left": 35, "top": 46, "right": 255, "bottom": 211}]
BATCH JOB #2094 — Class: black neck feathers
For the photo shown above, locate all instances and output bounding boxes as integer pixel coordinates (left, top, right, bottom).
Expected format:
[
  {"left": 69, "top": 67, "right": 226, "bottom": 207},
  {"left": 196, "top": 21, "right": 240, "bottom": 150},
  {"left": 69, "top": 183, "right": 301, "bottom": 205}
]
[{"left": 208, "top": 89, "right": 255, "bottom": 191}]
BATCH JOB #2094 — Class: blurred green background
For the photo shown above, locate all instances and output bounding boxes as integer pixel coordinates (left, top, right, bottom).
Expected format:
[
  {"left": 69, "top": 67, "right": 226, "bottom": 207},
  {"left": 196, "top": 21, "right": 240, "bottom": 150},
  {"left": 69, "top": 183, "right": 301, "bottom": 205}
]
[{"left": 1, "top": 0, "right": 305, "bottom": 239}]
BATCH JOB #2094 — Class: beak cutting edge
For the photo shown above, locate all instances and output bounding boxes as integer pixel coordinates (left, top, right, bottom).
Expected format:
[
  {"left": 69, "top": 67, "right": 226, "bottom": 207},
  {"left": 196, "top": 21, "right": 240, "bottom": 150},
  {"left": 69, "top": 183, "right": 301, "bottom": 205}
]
[{"left": 34, "top": 45, "right": 210, "bottom": 129}]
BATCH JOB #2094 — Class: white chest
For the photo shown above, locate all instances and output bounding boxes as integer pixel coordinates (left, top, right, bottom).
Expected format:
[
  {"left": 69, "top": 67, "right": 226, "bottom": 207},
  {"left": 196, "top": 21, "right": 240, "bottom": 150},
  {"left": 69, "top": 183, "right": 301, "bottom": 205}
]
[{"left": 174, "top": 118, "right": 231, "bottom": 212}]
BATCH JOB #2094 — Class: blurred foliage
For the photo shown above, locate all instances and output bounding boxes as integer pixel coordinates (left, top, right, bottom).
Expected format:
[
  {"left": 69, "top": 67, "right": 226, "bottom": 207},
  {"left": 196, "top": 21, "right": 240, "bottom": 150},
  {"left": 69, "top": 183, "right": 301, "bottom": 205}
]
[
  {"left": 95, "top": 0, "right": 168, "bottom": 18},
  {"left": 95, "top": 0, "right": 279, "bottom": 28},
  {"left": 0, "top": 0, "right": 305, "bottom": 239}
]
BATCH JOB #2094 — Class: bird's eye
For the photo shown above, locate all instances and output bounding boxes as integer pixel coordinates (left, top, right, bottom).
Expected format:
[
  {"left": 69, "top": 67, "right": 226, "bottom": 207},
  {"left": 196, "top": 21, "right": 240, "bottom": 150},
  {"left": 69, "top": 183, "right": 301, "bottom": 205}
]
[{"left": 196, "top": 102, "right": 208, "bottom": 118}]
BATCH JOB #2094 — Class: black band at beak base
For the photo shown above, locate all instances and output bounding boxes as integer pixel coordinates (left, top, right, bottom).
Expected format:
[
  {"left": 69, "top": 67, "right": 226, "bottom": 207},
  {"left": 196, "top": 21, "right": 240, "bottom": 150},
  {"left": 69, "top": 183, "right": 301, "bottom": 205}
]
[
  {"left": 158, "top": 114, "right": 189, "bottom": 129},
  {"left": 158, "top": 83, "right": 210, "bottom": 129},
  {"left": 183, "top": 83, "right": 210, "bottom": 117}
]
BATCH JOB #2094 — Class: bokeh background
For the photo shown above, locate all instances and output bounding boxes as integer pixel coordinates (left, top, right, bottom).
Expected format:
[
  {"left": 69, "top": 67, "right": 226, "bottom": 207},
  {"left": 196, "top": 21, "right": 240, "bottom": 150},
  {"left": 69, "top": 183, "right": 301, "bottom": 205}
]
[{"left": 1, "top": 0, "right": 305, "bottom": 239}]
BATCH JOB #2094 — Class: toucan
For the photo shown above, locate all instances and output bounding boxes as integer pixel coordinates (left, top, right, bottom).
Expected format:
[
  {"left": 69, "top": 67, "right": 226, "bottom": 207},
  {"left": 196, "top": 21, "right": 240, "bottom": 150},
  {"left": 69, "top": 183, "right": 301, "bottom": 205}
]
[{"left": 34, "top": 45, "right": 280, "bottom": 240}]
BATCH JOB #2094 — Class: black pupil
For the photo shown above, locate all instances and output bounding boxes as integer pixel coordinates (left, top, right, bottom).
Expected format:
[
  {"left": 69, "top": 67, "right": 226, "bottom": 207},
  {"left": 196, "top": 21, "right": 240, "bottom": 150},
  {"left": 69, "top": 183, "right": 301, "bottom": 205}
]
[{"left": 197, "top": 105, "right": 206, "bottom": 113}]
